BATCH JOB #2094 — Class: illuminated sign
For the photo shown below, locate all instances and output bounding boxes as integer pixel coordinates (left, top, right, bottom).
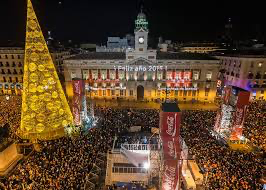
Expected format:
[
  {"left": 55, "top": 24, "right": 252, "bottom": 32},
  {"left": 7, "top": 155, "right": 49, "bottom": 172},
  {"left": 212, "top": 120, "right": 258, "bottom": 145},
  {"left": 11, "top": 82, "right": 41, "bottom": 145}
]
[
  {"left": 114, "top": 65, "right": 167, "bottom": 72},
  {"left": 159, "top": 87, "right": 198, "bottom": 91}
]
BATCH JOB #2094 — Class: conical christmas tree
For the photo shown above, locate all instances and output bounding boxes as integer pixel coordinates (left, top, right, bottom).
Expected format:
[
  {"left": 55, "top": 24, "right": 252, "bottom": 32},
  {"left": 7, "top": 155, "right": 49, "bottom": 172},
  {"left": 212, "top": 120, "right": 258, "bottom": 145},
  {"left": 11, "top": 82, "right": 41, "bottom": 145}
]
[{"left": 19, "top": 0, "right": 73, "bottom": 140}]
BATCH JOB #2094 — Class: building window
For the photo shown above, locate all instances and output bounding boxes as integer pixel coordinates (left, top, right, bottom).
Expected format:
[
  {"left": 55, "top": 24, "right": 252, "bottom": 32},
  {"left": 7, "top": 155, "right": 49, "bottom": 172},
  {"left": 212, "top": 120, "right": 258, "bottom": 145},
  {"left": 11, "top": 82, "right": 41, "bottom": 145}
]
[
  {"left": 7, "top": 69, "right": 11, "bottom": 74},
  {"left": 128, "top": 56, "right": 134, "bottom": 59},
  {"left": 120, "top": 90, "right": 124, "bottom": 96},
  {"left": 13, "top": 69, "right": 17, "bottom": 74},
  {"left": 103, "top": 90, "right": 106, "bottom": 96},
  {"left": 6, "top": 62, "right": 9, "bottom": 67},
  {"left": 248, "top": 72, "right": 253, "bottom": 79},
  {"left": 0, "top": 62, "right": 3, "bottom": 67},
  {"left": 130, "top": 90, "right": 133, "bottom": 96},
  {"left": 231, "top": 72, "right": 234, "bottom": 76},
  {"left": 258, "top": 63, "right": 262, "bottom": 67},
  {"left": 205, "top": 88, "right": 210, "bottom": 96},
  {"left": 18, "top": 55, "right": 21, "bottom": 59},
  {"left": 250, "top": 62, "right": 254, "bottom": 68},
  {"left": 9, "top": 77, "right": 12, "bottom": 82},
  {"left": 192, "top": 91, "right": 196, "bottom": 97},
  {"left": 255, "top": 72, "right": 261, "bottom": 79},
  {"left": 206, "top": 71, "right": 212, "bottom": 80},
  {"left": 139, "top": 48, "right": 143, "bottom": 51},
  {"left": 175, "top": 90, "right": 178, "bottom": 96},
  {"left": 15, "top": 77, "right": 18, "bottom": 82},
  {"left": 11, "top": 55, "right": 14, "bottom": 59},
  {"left": 193, "top": 72, "right": 199, "bottom": 80},
  {"left": 263, "top": 72, "right": 266, "bottom": 79},
  {"left": 5, "top": 55, "right": 8, "bottom": 59},
  {"left": 12, "top": 62, "right": 16, "bottom": 67},
  {"left": 148, "top": 56, "right": 155, "bottom": 59},
  {"left": 1, "top": 69, "right": 5, "bottom": 74},
  {"left": 112, "top": 90, "right": 115, "bottom": 96},
  {"left": 3, "top": 77, "right": 6, "bottom": 82},
  {"left": 18, "top": 62, "right": 22, "bottom": 67}
]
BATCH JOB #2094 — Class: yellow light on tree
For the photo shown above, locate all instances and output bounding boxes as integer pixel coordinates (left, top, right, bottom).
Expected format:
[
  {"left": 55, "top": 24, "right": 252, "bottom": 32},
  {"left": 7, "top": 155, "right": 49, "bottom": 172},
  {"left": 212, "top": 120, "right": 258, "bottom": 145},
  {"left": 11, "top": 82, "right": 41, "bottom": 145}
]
[{"left": 19, "top": 0, "right": 73, "bottom": 140}]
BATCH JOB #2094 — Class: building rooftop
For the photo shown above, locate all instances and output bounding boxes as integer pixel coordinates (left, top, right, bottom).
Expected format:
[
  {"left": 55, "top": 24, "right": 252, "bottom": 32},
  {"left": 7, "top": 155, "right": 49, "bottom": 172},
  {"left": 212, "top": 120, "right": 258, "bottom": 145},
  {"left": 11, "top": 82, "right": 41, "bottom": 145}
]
[
  {"left": 66, "top": 52, "right": 126, "bottom": 60},
  {"left": 157, "top": 52, "right": 218, "bottom": 60},
  {"left": 214, "top": 49, "right": 266, "bottom": 58}
]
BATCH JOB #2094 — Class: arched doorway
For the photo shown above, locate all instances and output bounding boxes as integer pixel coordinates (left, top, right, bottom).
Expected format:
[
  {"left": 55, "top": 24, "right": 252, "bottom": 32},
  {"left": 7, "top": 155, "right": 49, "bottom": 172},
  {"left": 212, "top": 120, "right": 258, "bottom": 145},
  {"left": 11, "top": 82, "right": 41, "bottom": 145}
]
[{"left": 137, "top": 85, "right": 144, "bottom": 100}]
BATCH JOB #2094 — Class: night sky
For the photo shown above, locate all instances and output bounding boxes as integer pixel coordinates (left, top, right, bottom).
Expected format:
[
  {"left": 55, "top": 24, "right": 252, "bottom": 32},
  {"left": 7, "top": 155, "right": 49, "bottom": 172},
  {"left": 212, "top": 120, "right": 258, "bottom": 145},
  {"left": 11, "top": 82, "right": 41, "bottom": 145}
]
[{"left": 1, "top": 0, "right": 266, "bottom": 45}]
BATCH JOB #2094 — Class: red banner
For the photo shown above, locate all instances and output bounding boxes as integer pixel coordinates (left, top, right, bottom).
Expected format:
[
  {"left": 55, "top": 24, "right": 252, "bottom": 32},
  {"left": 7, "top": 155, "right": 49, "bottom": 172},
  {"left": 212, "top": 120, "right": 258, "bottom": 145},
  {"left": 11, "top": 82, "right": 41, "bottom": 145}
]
[
  {"left": 162, "top": 137, "right": 180, "bottom": 160},
  {"left": 230, "top": 91, "right": 250, "bottom": 140},
  {"left": 161, "top": 160, "right": 180, "bottom": 190},
  {"left": 160, "top": 103, "right": 181, "bottom": 190},
  {"left": 160, "top": 112, "right": 181, "bottom": 139},
  {"left": 72, "top": 80, "right": 84, "bottom": 126}
]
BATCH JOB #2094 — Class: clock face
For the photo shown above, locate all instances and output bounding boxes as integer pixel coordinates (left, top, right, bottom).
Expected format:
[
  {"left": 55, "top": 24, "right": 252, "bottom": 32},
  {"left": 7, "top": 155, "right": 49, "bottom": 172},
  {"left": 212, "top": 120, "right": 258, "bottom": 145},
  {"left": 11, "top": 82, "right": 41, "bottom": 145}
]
[{"left": 139, "top": 37, "right": 144, "bottom": 44}]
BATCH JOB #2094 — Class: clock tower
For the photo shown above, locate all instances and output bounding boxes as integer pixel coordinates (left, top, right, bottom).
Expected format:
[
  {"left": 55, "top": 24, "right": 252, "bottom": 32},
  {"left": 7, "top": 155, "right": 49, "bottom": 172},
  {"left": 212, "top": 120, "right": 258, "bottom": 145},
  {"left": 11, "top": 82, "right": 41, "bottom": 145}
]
[{"left": 134, "top": 8, "right": 149, "bottom": 53}]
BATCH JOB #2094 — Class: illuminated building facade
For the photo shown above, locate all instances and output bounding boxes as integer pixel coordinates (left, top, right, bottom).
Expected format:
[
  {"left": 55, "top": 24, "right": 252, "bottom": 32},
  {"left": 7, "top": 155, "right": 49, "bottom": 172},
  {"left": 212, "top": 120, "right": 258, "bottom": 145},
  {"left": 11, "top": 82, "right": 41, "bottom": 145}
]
[
  {"left": 64, "top": 11, "right": 220, "bottom": 102},
  {"left": 19, "top": 0, "right": 73, "bottom": 140},
  {"left": 218, "top": 53, "right": 266, "bottom": 100},
  {"left": 0, "top": 47, "right": 70, "bottom": 95}
]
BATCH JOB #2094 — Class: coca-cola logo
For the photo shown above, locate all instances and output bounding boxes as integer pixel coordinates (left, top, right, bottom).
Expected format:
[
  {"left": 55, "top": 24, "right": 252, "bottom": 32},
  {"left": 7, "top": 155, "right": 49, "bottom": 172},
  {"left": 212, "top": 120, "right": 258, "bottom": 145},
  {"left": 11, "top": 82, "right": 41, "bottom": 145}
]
[
  {"left": 163, "top": 165, "right": 176, "bottom": 189},
  {"left": 167, "top": 140, "right": 176, "bottom": 158},
  {"left": 74, "top": 81, "right": 81, "bottom": 95},
  {"left": 166, "top": 114, "right": 176, "bottom": 137}
]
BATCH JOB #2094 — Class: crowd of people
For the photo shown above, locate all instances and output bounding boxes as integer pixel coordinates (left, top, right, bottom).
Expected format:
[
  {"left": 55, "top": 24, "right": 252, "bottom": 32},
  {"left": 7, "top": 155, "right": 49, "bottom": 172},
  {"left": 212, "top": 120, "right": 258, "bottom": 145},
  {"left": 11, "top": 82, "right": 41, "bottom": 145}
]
[
  {"left": 0, "top": 95, "right": 264, "bottom": 189},
  {"left": 243, "top": 100, "right": 266, "bottom": 151},
  {"left": 0, "top": 106, "right": 160, "bottom": 189},
  {"left": 181, "top": 110, "right": 263, "bottom": 190},
  {"left": 0, "top": 96, "right": 21, "bottom": 141}
]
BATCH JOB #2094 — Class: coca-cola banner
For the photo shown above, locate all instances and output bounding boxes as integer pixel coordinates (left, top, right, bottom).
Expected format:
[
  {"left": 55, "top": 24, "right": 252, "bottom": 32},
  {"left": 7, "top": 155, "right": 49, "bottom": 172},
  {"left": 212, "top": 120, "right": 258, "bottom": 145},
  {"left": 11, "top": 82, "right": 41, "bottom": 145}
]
[
  {"left": 161, "top": 160, "right": 180, "bottom": 190},
  {"left": 72, "top": 79, "right": 84, "bottom": 126},
  {"left": 230, "top": 91, "right": 250, "bottom": 140},
  {"left": 162, "top": 137, "right": 180, "bottom": 160},
  {"left": 160, "top": 112, "right": 181, "bottom": 139},
  {"left": 160, "top": 103, "right": 181, "bottom": 190}
]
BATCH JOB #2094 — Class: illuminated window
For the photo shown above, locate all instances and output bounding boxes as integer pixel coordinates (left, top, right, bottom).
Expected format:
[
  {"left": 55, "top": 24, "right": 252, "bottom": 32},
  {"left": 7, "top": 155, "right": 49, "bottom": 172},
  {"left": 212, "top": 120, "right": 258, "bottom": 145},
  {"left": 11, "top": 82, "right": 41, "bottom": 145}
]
[
  {"left": 120, "top": 90, "right": 123, "bottom": 96},
  {"left": 71, "top": 71, "right": 76, "bottom": 79},
  {"left": 258, "top": 63, "right": 262, "bottom": 67},
  {"left": 103, "top": 90, "right": 106, "bottom": 96},
  {"left": 111, "top": 90, "right": 115, "bottom": 96},
  {"left": 130, "top": 90, "right": 133, "bottom": 96},
  {"left": 206, "top": 71, "right": 212, "bottom": 80},
  {"left": 193, "top": 72, "right": 199, "bottom": 80}
]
